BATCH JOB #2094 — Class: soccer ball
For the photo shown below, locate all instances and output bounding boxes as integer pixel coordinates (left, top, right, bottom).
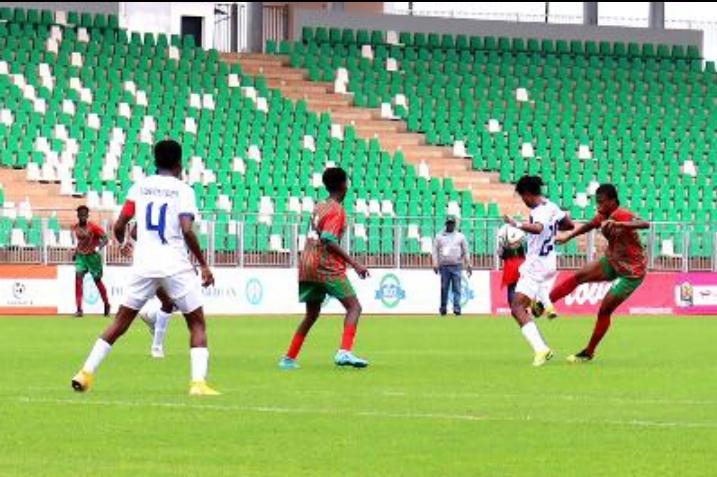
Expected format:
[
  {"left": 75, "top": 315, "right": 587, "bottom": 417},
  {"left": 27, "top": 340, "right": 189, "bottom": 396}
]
[{"left": 497, "top": 224, "right": 525, "bottom": 250}]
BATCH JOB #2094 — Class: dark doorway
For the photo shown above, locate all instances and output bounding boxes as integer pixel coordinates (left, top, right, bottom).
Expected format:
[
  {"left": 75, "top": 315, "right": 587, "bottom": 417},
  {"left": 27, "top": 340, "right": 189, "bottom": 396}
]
[{"left": 181, "top": 16, "right": 203, "bottom": 46}]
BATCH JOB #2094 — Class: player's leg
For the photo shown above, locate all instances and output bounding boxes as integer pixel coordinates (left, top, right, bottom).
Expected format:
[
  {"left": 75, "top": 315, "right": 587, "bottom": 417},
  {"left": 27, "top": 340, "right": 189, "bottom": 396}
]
[
  {"left": 439, "top": 266, "right": 449, "bottom": 316},
  {"left": 280, "top": 300, "right": 322, "bottom": 369},
  {"left": 550, "top": 258, "right": 612, "bottom": 303},
  {"left": 151, "top": 286, "right": 175, "bottom": 358},
  {"left": 507, "top": 283, "right": 516, "bottom": 306},
  {"left": 568, "top": 275, "right": 644, "bottom": 363},
  {"left": 168, "top": 273, "right": 220, "bottom": 395},
  {"left": 451, "top": 265, "right": 462, "bottom": 316},
  {"left": 74, "top": 256, "right": 86, "bottom": 317},
  {"left": 89, "top": 253, "right": 111, "bottom": 317},
  {"left": 333, "top": 278, "right": 367, "bottom": 368},
  {"left": 71, "top": 275, "right": 156, "bottom": 391},
  {"left": 511, "top": 277, "right": 553, "bottom": 367}
]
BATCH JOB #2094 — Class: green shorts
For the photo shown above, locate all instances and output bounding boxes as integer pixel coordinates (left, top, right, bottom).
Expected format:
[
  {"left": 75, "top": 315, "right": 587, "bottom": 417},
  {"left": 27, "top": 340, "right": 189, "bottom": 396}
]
[
  {"left": 299, "top": 277, "right": 355, "bottom": 303},
  {"left": 599, "top": 257, "right": 644, "bottom": 300},
  {"left": 75, "top": 252, "right": 103, "bottom": 280}
]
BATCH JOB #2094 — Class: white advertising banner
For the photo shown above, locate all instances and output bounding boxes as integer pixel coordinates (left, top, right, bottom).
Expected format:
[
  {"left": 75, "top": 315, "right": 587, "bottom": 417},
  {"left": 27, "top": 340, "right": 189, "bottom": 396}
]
[{"left": 57, "top": 266, "right": 492, "bottom": 315}]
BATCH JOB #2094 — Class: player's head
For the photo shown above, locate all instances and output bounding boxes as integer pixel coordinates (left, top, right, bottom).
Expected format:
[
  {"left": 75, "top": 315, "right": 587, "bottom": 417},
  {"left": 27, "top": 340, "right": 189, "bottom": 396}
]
[
  {"left": 322, "top": 167, "right": 348, "bottom": 201},
  {"left": 595, "top": 183, "right": 620, "bottom": 215},
  {"left": 154, "top": 140, "right": 183, "bottom": 178},
  {"left": 76, "top": 205, "right": 89, "bottom": 225},
  {"left": 445, "top": 215, "right": 457, "bottom": 233},
  {"left": 515, "top": 175, "right": 544, "bottom": 208}
]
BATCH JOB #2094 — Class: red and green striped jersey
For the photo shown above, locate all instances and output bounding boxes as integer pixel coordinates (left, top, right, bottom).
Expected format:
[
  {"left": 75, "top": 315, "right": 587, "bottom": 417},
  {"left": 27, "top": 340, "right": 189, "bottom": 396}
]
[
  {"left": 72, "top": 222, "right": 106, "bottom": 256},
  {"left": 589, "top": 208, "right": 647, "bottom": 278},
  {"left": 299, "top": 199, "right": 348, "bottom": 282}
]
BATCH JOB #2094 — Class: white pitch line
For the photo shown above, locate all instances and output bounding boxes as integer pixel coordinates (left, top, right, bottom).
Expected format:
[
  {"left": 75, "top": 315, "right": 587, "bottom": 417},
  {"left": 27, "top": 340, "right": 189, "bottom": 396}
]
[{"left": 12, "top": 397, "right": 717, "bottom": 429}]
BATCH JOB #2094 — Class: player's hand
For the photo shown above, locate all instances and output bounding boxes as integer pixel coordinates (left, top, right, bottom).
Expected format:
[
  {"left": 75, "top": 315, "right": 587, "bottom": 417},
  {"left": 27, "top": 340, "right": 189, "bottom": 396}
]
[
  {"left": 433, "top": 266, "right": 439, "bottom": 274},
  {"left": 466, "top": 267, "right": 473, "bottom": 277},
  {"left": 503, "top": 215, "right": 517, "bottom": 227},
  {"left": 354, "top": 262, "right": 370, "bottom": 279},
  {"left": 200, "top": 265, "right": 215, "bottom": 287}
]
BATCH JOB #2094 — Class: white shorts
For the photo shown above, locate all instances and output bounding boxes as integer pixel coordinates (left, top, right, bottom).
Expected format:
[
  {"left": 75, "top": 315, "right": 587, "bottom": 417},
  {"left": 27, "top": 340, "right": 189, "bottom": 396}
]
[
  {"left": 123, "top": 270, "right": 202, "bottom": 314},
  {"left": 515, "top": 273, "right": 556, "bottom": 301}
]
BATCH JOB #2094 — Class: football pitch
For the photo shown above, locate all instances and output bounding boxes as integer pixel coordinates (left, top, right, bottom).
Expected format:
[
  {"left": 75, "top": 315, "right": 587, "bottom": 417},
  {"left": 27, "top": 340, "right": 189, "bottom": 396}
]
[{"left": 1, "top": 314, "right": 715, "bottom": 476}]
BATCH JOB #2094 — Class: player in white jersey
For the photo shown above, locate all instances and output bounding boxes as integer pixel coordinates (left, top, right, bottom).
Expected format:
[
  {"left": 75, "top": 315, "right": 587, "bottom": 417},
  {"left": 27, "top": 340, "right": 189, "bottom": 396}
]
[
  {"left": 72, "top": 140, "right": 220, "bottom": 395},
  {"left": 504, "top": 176, "right": 574, "bottom": 366}
]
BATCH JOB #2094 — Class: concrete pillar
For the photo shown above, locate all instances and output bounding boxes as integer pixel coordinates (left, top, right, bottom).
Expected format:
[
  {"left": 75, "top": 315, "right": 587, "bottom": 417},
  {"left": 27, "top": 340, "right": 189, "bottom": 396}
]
[
  {"left": 246, "top": 2, "right": 264, "bottom": 53},
  {"left": 584, "top": 2, "right": 598, "bottom": 26},
  {"left": 649, "top": 2, "right": 665, "bottom": 29}
]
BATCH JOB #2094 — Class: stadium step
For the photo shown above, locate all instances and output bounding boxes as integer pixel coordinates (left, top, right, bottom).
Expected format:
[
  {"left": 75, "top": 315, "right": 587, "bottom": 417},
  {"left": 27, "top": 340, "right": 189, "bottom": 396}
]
[
  {"left": 0, "top": 168, "right": 85, "bottom": 224},
  {"left": 224, "top": 53, "right": 524, "bottom": 215}
]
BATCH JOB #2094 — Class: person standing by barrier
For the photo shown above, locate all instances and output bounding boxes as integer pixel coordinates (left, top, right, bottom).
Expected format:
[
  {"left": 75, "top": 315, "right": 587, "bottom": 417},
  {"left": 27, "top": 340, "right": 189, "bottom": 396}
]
[
  {"left": 432, "top": 216, "right": 472, "bottom": 316},
  {"left": 72, "top": 206, "right": 110, "bottom": 317}
]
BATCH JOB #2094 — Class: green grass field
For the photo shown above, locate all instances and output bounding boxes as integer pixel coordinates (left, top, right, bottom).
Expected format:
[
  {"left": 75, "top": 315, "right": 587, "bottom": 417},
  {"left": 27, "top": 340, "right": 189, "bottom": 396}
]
[{"left": 1, "top": 314, "right": 716, "bottom": 476}]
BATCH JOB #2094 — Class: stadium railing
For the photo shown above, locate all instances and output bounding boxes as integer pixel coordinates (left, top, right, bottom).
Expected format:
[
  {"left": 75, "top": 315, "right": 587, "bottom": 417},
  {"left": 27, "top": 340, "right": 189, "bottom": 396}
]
[{"left": 1, "top": 210, "right": 716, "bottom": 272}]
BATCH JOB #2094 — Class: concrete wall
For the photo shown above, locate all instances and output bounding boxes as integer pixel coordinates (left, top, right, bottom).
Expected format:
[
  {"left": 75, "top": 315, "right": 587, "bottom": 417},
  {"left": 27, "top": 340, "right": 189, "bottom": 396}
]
[
  {"left": 0, "top": 1, "right": 119, "bottom": 14},
  {"left": 291, "top": 9, "right": 703, "bottom": 52},
  {"left": 121, "top": 2, "right": 215, "bottom": 50}
]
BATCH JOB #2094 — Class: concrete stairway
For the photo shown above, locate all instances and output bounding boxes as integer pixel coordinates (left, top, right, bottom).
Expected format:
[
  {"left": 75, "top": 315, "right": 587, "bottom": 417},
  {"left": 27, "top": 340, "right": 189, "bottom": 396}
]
[
  {"left": 222, "top": 53, "right": 524, "bottom": 216},
  {"left": 0, "top": 168, "right": 85, "bottom": 224}
]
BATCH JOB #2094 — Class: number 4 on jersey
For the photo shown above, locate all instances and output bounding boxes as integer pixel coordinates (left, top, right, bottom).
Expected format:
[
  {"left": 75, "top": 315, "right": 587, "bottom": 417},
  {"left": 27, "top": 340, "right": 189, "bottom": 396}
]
[{"left": 146, "top": 202, "right": 168, "bottom": 244}]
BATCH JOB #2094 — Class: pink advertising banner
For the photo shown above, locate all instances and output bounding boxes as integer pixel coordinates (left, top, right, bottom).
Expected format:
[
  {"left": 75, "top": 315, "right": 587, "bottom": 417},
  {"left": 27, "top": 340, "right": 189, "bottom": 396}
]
[
  {"left": 673, "top": 272, "right": 717, "bottom": 315},
  {"left": 491, "top": 271, "right": 689, "bottom": 316}
]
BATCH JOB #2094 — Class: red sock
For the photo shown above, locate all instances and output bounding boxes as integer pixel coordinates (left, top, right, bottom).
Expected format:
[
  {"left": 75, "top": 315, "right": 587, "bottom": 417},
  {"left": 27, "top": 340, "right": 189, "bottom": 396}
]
[
  {"left": 586, "top": 314, "right": 612, "bottom": 355},
  {"left": 341, "top": 324, "right": 357, "bottom": 351},
  {"left": 94, "top": 279, "right": 110, "bottom": 306},
  {"left": 75, "top": 275, "right": 83, "bottom": 311},
  {"left": 286, "top": 333, "right": 306, "bottom": 360},
  {"left": 550, "top": 274, "right": 579, "bottom": 303}
]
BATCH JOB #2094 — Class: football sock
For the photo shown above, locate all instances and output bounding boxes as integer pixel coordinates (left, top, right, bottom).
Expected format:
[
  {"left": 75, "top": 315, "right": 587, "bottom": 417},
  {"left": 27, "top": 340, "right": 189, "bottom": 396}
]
[
  {"left": 152, "top": 309, "right": 171, "bottom": 349},
  {"left": 75, "top": 275, "right": 83, "bottom": 311},
  {"left": 521, "top": 321, "right": 550, "bottom": 353},
  {"left": 550, "top": 274, "right": 578, "bottom": 303},
  {"left": 340, "top": 324, "right": 357, "bottom": 352},
  {"left": 586, "top": 314, "right": 612, "bottom": 356},
  {"left": 286, "top": 332, "right": 306, "bottom": 360},
  {"left": 190, "top": 347, "right": 209, "bottom": 382},
  {"left": 82, "top": 339, "right": 112, "bottom": 373},
  {"left": 94, "top": 279, "right": 110, "bottom": 306}
]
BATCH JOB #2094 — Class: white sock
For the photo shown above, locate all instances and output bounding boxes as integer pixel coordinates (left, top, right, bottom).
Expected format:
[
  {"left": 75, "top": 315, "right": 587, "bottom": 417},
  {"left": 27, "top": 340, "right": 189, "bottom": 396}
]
[
  {"left": 190, "top": 347, "right": 209, "bottom": 382},
  {"left": 152, "top": 309, "right": 171, "bottom": 349},
  {"left": 521, "top": 321, "right": 550, "bottom": 353},
  {"left": 82, "top": 339, "right": 112, "bottom": 373}
]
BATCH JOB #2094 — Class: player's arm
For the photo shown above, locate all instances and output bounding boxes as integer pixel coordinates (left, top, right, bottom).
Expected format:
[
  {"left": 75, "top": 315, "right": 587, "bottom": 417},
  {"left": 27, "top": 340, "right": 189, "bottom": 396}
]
[
  {"left": 431, "top": 238, "right": 439, "bottom": 273},
  {"left": 180, "top": 215, "right": 215, "bottom": 287},
  {"left": 503, "top": 215, "right": 543, "bottom": 235},
  {"left": 94, "top": 224, "right": 109, "bottom": 251},
  {"left": 604, "top": 216, "right": 650, "bottom": 233},
  {"left": 556, "top": 222, "right": 595, "bottom": 244},
  {"left": 557, "top": 213, "right": 575, "bottom": 231},
  {"left": 323, "top": 238, "right": 369, "bottom": 279},
  {"left": 113, "top": 202, "right": 135, "bottom": 244}
]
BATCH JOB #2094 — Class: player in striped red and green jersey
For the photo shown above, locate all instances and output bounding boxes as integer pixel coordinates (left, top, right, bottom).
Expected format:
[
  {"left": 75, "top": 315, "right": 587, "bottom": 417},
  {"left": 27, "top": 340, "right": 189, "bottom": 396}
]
[
  {"left": 279, "top": 167, "right": 370, "bottom": 369},
  {"left": 550, "top": 184, "right": 649, "bottom": 362}
]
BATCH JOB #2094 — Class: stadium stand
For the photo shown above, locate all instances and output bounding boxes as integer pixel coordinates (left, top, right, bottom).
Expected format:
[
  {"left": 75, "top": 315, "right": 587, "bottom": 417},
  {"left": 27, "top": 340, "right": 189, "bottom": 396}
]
[
  {"left": 0, "top": 6, "right": 714, "bottom": 262},
  {"left": 269, "top": 26, "right": 717, "bottom": 258}
]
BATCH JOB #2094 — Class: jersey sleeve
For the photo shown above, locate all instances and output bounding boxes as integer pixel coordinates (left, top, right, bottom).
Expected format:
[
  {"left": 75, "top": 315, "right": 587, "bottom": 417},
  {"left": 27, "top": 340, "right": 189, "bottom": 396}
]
[
  {"left": 530, "top": 206, "right": 552, "bottom": 228},
  {"left": 319, "top": 207, "right": 345, "bottom": 244},
  {"left": 121, "top": 183, "right": 139, "bottom": 218},
  {"left": 588, "top": 213, "right": 606, "bottom": 228},
  {"left": 178, "top": 185, "right": 198, "bottom": 220},
  {"left": 90, "top": 222, "right": 106, "bottom": 238}
]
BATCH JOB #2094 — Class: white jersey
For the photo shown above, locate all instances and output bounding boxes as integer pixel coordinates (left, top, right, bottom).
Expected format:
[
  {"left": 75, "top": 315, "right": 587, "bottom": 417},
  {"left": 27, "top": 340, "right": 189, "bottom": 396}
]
[
  {"left": 126, "top": 174, "right": 198, "bottom": 278},
  {"left": 519, "top": 199, "right": 566, "bottom": 282}
]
